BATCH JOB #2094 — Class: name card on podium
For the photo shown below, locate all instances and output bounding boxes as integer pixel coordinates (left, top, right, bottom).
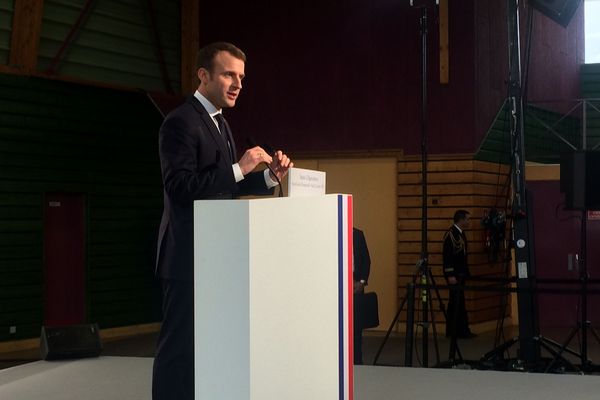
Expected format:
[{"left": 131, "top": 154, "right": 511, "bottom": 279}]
[
  {"left": 194, "top": 194, "right": 353, "bottom": 400},
  {"left": 287, "top": 167, "right": 326, "bottom": 197}
]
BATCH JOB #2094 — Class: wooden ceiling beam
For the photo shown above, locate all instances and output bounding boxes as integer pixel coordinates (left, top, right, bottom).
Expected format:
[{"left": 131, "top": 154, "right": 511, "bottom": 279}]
[
  {"left": 9, "top": 0, "right": 45, "bottom": 73},
  {"left": 181, "top": 0, "right": 199, "bottom": 95},
  {"left": 439, "top": 0, "right": 449, "bottom": 84}
]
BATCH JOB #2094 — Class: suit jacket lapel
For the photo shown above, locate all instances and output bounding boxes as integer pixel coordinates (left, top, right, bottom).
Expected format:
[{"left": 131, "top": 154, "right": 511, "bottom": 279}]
[{"left": 186, "top": 96, "right": 232, "bottom": 163}]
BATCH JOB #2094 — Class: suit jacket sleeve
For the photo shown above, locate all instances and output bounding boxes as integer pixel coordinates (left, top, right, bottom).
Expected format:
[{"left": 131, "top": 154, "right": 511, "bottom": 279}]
[
  {"left": 353, "top": 229, "right": 371, "bottom": 283},
  {"left": 443, "top": 231, "right": 456, "bottom": 278},
  {"left": 160, "top": 114, "right": 239, "bottom": 203},
  {"left": 160, "top": 112, "right": 274, "bottom": 203},
  {"left": 237, "top": 170, "right": 274, "bottom": 197}
]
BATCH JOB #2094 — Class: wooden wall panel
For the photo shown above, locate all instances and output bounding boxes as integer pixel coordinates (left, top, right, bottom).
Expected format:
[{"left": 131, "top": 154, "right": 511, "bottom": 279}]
[
  {"left": 198, "top": 1, "right": 478, "bottom": 155},
  {"left": 289, "top": 154, "right": 399, "bottom": 332},
  {"left": 396, "top": 155, "right": 512, "bottom": 330}
]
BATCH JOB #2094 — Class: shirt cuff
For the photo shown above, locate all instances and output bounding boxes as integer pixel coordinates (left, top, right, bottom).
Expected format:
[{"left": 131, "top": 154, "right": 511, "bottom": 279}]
[
  {"left": 232, "top": 163, "right": 244, "bottom": 183},
  {"left": 264, "top": 169, "right": 279, "bottom": 188}
]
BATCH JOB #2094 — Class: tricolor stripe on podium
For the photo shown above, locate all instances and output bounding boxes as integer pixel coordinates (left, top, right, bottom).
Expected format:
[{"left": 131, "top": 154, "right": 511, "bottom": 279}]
[{"left": 338, "top": 194, "right": 353, "bottom": 400}]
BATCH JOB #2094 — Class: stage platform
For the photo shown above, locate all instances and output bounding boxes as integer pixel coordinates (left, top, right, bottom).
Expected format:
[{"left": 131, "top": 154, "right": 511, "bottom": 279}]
[{"left": 0, "top": 356, "right": 599, "bottom": 399}]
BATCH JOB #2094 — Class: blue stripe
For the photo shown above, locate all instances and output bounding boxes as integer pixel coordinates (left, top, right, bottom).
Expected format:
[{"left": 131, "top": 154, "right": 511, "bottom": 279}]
[{"left": 337, "top": 195, "right": 344, "bottom": 400}]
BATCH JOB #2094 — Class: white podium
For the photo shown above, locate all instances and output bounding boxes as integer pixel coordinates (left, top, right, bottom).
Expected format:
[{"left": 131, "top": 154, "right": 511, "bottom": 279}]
[{"left": 194, "top": 194, "right": 354, "bottom": 400}]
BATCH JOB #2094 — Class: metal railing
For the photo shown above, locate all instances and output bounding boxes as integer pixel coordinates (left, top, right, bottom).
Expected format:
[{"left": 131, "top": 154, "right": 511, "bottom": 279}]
[{"left": 527, "top": 98, "right": 600, "bottom": 152}]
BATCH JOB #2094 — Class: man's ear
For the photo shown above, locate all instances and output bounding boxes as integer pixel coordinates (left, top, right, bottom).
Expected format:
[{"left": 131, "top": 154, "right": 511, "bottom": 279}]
[{"left": 197, "top": 68, "right": 209, "bottom": 83}]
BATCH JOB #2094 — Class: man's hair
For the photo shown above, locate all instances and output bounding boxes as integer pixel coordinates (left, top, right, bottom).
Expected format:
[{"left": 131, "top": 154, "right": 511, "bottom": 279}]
[
  {"left": 454, "top": 210, "right": 470, "bottom": 223},
  {"left": 196, "top": 42, "right": 246, "bottom": 74}
]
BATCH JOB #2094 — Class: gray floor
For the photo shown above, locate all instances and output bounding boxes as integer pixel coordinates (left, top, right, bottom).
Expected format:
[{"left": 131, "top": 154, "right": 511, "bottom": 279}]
[
  {"left": 0, "top": 331, "right": 157, "bottom": 370},
  {"left": 364, "top": 326, "right": 600, "bottom": 372},
  {"left": 2, "top": 325, "right": 600, "bottom": 372},
  {"left": 1, "top": 357, "right": 600, "bottom": 400},
  {"left": 1, "top": 326, "right": 600, "bottom": 399}
]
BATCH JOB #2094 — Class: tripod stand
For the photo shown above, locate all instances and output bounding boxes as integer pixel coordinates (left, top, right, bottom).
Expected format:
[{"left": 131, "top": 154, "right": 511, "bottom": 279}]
[
  {"left": 371, "top": 0, "right": 467, "bottom": 368},
  {"left": 544, "top": 208, "right": 600, "bottom": 373},
  {"left": 491, "top": 250, "right": 513, "bottom": 351},
  {"left": 478, "top": 0, "right": 543, "bottom": 370},
  {"left": 479, "top": 199, "right": 583, "bottom": 373},
  {"left": 372, "top": 0, "right": 451, "bottom": 369},
  {"left": 372, "top": 259, "right": 464, "bottom": 367}
]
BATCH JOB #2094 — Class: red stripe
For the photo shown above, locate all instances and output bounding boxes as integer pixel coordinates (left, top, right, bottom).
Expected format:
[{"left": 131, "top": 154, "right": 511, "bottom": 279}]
[{"left": 346, "top": 196, "right": 354, "bottom": 400}]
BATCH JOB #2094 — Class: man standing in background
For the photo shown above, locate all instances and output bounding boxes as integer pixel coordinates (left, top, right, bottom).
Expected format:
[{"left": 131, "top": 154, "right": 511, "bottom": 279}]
[
  {"left": 353, "top": 227, "right": 371, "bottom": 364},
  {"left": 153, "top": 42, "right": 293, "bottom": 400},
  {"left": 443, "top": 210, "right": 475, "bottom": 339}
]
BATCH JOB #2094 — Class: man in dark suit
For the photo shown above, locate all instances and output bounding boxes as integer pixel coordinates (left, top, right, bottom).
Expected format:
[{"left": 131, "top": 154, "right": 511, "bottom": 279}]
[
  {"left": 443, "top": 209, "right": 475, "bottom": 339},
  {"left": 152, "top": 42, "right": 293, "bottom": 400},
  {"left": 353, "top": 227, "right": 371, "bottom": 364}
]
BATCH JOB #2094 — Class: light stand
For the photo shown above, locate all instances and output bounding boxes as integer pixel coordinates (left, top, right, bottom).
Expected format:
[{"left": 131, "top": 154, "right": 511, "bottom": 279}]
[
  {"left": 416, "top": 0, "right": 432, "bottom": 367},
  {"left": 481, "top": 0, "right": 595, "bottom": 372},
  {"left": 479, "top": 0, "right": 543, "bottom": 370},
  {"left": 373, "top": 0, "right": 458, "bottom": 367},
  {"left": 506, "top": 0, "right": 540, "bottom": 364},
  {"left": 545, "top": 206, "right": 600, "bottom": 373},
  {"left": 580, "top": 206, "right": 591, "bottom": 369},
  {"left": 413, "top": 0, "right": 442, "bottom": 368}
]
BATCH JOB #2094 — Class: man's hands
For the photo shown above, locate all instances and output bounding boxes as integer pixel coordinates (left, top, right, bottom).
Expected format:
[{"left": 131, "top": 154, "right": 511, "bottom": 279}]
[
  {"left": 353, "top": 280, "right": 365, "bottom": 294},
  {"left": 238, "top": 147, "right": 294, "bottom": 180},
  {"left": 447, "top": 276, "right": 458, "bottom": 285},
  {"left": 268, "top": 150, "right": 293, "bottom": 181},
  {"left": 239, "top": 146, "right": 272, "bottom": 175}
]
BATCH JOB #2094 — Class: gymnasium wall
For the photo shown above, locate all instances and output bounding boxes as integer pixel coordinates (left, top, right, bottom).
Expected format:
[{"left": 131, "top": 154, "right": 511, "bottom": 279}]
[{"left": 0, "top": 73, "right": 163, "bottom": 341}]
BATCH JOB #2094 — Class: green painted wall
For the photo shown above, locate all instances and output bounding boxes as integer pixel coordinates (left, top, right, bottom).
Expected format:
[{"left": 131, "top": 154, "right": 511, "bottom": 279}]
[
  {"left": 476, "top": 101, "right": 581, "bottom": 165},
  {"left": 582, "top": 63, "right": 600, "bottom": 98},
  {"left": 36, "top": 0, "right": 180, "bottom": 92},
  {"left": 0, "top": 73, "right": 164, "bottom": 341},
  {"left": 478, "top": 64, "right": 600, "bottom": 163},
  {"left": 581, "top": 64, "right": 600, "bottom": 149},
  {"left": 0, "top": 0, "right": 13, "bottom": 65}
]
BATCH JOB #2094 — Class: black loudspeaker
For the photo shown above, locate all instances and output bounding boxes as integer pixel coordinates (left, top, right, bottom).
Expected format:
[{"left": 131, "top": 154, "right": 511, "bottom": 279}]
[
  {"left": 560, "top": 151, "right": 600, "bottom": 211},
  {"left": 530, "top": 0, "right": 582, "bottom": 27},
  {"left": 587, "top": 151, "right": 600, "bottom": 210},
  {"left": 40, "top": 323, "right": 103, "bottom": 360}
]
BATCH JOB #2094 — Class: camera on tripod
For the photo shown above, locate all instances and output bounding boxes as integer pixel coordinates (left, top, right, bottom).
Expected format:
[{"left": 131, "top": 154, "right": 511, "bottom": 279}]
[{"left": 481, "top": 208, "right": 507, "bottom": 263}]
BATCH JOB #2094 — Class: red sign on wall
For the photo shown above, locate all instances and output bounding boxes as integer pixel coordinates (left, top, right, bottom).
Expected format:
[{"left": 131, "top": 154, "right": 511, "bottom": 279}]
[{"left": 588, "top": 211, "right": 600, "bottom": 220}]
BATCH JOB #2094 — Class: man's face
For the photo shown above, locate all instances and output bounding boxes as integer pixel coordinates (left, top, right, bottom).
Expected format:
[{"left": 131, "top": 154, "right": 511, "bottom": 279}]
[
  {"left": 198, "top": 51, "right": 245, "bottom": 109},
  {"left": 459, "top": 215, "right": 471, "bottom": 230}
]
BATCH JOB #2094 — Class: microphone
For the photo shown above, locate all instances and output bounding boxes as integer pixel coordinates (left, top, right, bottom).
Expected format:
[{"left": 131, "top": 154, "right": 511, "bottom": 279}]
[{"left": 247, "top": 138, "right": 283, "bottom": 197}]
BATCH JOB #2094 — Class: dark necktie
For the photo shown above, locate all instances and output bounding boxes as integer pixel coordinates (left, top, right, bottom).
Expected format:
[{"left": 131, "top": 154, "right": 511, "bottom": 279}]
[{"left": 214, "top": 113, "right": 235, "bottom": 161}]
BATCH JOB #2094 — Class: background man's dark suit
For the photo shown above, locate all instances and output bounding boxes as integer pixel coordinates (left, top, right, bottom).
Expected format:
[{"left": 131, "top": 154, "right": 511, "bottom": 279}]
[
  {"left": 353, "top": 227, "right": 371, "bottom": 364},
  {"left": 153, "top": 96, "right": 272, "bottom": 400},
  {"left": 442, "top": 225, "right": 472, "bottom": 338}
]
